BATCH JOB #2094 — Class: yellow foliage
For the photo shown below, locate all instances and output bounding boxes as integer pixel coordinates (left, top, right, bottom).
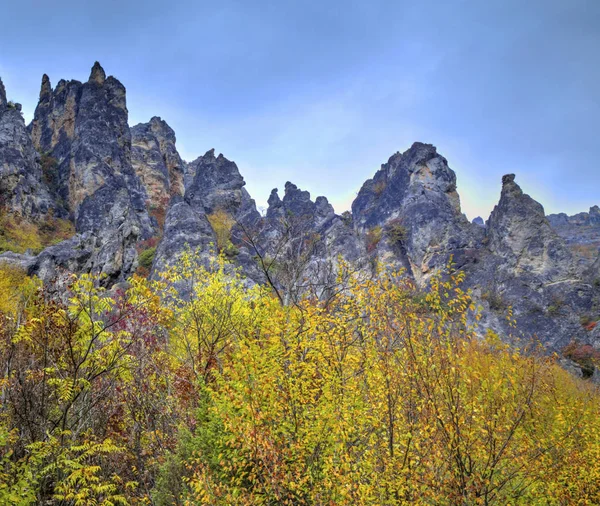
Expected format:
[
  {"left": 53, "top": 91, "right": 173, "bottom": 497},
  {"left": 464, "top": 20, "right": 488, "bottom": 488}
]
[
  {"left": 206, "top": 209, "right": 236, "bottom": 255},
  {"left": 0, "top": 263, "right": 39, "bottom": 317},
  {"left": 0, "top": 210, "right": 74, "bottom": 254},
  {"left": 1, "top": 253, "right": 600, "bottom": 505}
]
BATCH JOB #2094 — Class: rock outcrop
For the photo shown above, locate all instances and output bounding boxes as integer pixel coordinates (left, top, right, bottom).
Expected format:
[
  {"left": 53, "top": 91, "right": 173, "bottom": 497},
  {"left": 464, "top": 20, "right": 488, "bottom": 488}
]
[
  {"left": 0, "top": 77, "right": 53, "bottom": 220},
  {"left": 487, "top": 174, "right": 573, "bottom": 280},
  {"left": 131, "top": 117, "right": 184, "bottom": 227},
  {"left": 352, "top": 142, "right": 482, "bottom": 282},
  {"left": 548, "top": 206, "right": 600, "bottom": 271},
  {"left": 257, "top": 182, "right": 365, "bottom": 302},
  {"left": 2, "top": 63, "right": 155, "bottom": 284},
  {"left": 29, "top": 63, "right": 151, "bottom": 234},
  {"left": 152, "top": 150, "right": 260, "bottom": 277},
  {"left": 151, "top": 197, "right": 216, "bottom": 278},
  {"left": 1, "top": 63, "right": 599, "bottom": 363},
  {"left": 474, "top": 175, "right": 596, "bottom": 350}
]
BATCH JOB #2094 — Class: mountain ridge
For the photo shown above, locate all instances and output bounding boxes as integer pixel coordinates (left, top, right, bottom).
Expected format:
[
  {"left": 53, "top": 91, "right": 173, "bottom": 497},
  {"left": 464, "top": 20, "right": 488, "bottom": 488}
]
[{"left": 1, "top": 63, "right": 599, "bottom": 371}]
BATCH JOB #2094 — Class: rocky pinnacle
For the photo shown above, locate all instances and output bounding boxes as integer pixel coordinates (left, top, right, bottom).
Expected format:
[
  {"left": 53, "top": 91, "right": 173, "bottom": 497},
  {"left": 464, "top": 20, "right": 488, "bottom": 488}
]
[
  {"left": 89, "top": 61, "right": 106, "bottom": 85},
  {"left": 40, "top": 74, "right": 52, "bottom": 99}
]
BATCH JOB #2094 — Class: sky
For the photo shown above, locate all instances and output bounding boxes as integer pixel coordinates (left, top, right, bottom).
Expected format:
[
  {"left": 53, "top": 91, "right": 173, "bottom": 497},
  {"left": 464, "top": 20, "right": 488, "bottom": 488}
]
[{"left": 1, "top": 0, "right": 598, "bottom": 220}]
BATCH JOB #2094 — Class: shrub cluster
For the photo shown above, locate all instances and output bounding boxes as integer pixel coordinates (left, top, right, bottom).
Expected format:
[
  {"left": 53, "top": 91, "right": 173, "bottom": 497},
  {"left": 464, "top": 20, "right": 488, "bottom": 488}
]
[{"left": 0, "top": 256, "right": 599, "bottom": 505}]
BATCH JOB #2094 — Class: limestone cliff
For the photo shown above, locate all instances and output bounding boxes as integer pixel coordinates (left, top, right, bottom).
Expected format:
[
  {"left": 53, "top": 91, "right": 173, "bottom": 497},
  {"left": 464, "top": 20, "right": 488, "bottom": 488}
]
[
  {"left": 2, "top": 63, "right": 154, "bottom": 284},
  {"left": 352, "top": 142, "right": 482, "bottom": 282}
]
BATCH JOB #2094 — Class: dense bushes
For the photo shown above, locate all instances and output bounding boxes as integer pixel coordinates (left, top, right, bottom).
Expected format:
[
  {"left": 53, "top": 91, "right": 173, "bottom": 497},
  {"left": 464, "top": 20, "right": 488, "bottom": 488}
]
[{"left": 0, "top": 256, "right": 599, "bottom": 504}]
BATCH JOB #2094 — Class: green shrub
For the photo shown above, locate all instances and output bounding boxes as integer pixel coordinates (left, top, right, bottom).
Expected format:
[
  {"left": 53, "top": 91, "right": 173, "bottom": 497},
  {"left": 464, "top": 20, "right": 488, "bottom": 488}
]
[
  {"left": 547, "top": 298, "right": 565, "bottom": 317},
  {"left": 0, "top": 209, "right": 75, "bottom": 255},
  {"left": 373, "top": 179, "right": 386, "bottom": 196},
  {"left": 138, "top": 246, "right": 156, "bottom": 270},
  {"left": 340, "top": 211, "right": 353, "bottom": 227},
  {"left": 481, "top": 289, "right": 507, "bottom": 311},
  {"left": 40, "top": 153, "right": 60, "bottom": 194}
]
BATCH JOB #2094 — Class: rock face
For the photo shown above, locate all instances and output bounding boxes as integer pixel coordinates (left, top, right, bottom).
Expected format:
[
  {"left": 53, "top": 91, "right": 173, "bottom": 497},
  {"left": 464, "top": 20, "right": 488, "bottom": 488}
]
[
  {"left": 1, "top": 63, "right": 599, "bottom": 363},
  {"left": 29, "top": 63, "right": 151, "bottom": 235},
  {"left": 348, "top": 145, "right": 599, "bottom": 353},
  {"left": 0, "top": 77, "right": 53, "bottom": 220},
  {"left": 487, "top": 174, "right": 573, "bottom": 280},
  {"left": 548, "top": 206, "right": 600, "bottom": 271},
  {"left": 151, "top": 197, "right": 216, "bottom": 278},
  {"left": 131, "top": 117, "right": 184, "bottom": 227},
  {"left": 152, "top": 150, "right": 260, "bottom": 277},
  {"left": 2, "top": 63, "right": 154, "bottom": 284},
  {"left": 264, "top": 182, "right": 363, "bottom": 266},
  {"left": 352, "top": 142, "right": 482, "bottom": 282},
  {"left": 256, "top": 182, "right": 365, "bottom": 302},
  {"left": 475, "top": 175, "right": 596, "bottom": 351}
]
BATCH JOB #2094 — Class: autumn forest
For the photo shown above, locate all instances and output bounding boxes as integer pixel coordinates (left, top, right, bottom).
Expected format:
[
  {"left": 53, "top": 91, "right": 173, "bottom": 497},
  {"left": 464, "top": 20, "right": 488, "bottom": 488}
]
[{"left": 0, "top": 251, "right": 598, "bottom": 505}]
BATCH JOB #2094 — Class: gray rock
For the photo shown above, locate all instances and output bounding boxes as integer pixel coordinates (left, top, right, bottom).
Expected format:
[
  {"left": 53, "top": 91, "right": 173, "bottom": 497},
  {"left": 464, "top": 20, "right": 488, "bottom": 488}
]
[
  {"left": 352, "top": 142, "right": 482, "bottom": 282},
  {"left": 22, "top": 63, "right": 154, "bottom": 281},
  {"left": 487, "top": 174, "right": 573, "bottom": 280},
  {"left": 185, "top": 149, "right": 248, "bottom": 216},
  {"left": 29, "top": 63, "right": 151, "bottom": 233},
  {"left": 131, "top": 116, "right": 185, "bottom": 226},
  {"left": 547, "top": 205, "right": 600, "bottom": 271},
  {"left": 153, "top": 150, "right": 261, "bottom": 278},
  {"left": 0, "top": 77, "right": 54, "bottom": 220},
  {"left": 0, "top": 78, "right": 6, "bottom": 107},
  {"left": 151, "top": 198, "right": 215, "bottom": 277}
]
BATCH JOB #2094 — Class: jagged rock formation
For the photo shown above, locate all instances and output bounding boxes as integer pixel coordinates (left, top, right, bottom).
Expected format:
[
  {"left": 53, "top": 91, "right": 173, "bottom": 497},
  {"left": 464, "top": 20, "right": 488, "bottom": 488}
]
[
  {"left": 264, "top": 182, "right": 363, "bottom": 266},
  {"left": 152, "top": 196, "right": 216, "bottom": 277},
  {"left": 0, "top": 63, "right": 599, "bottom": 364},
  {"left": 29, "top": 63, "right": 152, "bottom": 233},
  {"left": 131, "top": 117, "right": 184, "bottom": 227},
  {"left": 487, "top": 174, "right": 574, "bottom": 280},
  {"left": 352, "top": 142, "right": 483, "bottom": 282},
  {"left": 152, "top": 150, "right": 260, "bottom": 277},
  {"left": 548, "top": 206, "right": 600, "bottom": 271},
  {"left": 255, "top": 182, "right": 365, "bottom": 303},
  {"left": 0, "top": 78, "right": 53, "bottom": 219},
  {"left": 474, "top": 174, "right": 597, "bottom": 351},
  {"left": 1, "top": 63, "right": 154, "bottom": 284}
]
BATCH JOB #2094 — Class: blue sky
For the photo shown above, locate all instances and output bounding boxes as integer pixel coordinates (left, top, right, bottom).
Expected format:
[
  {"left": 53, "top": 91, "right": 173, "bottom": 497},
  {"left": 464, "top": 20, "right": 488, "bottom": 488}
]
[{"left": 1, "top": 0, "right": 598, "bottom": 219}]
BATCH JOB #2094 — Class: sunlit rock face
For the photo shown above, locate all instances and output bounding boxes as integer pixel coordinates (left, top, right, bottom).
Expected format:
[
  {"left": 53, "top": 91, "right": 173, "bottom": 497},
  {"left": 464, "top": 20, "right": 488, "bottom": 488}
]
[
  {"left": 476, "top": 174, "right": 596, "bottom": 351},
  {"left": 350, "top": 146, "right": 599, "bottom": 353},
  {"left": 487, "top": 174, "right": 574, "bottom": 280},
  {"left": 131, "top": 116, "right": 184, "bottom": 227},
  {"left": 0, "top": 77, "right": 54, "bottom": 220}
]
